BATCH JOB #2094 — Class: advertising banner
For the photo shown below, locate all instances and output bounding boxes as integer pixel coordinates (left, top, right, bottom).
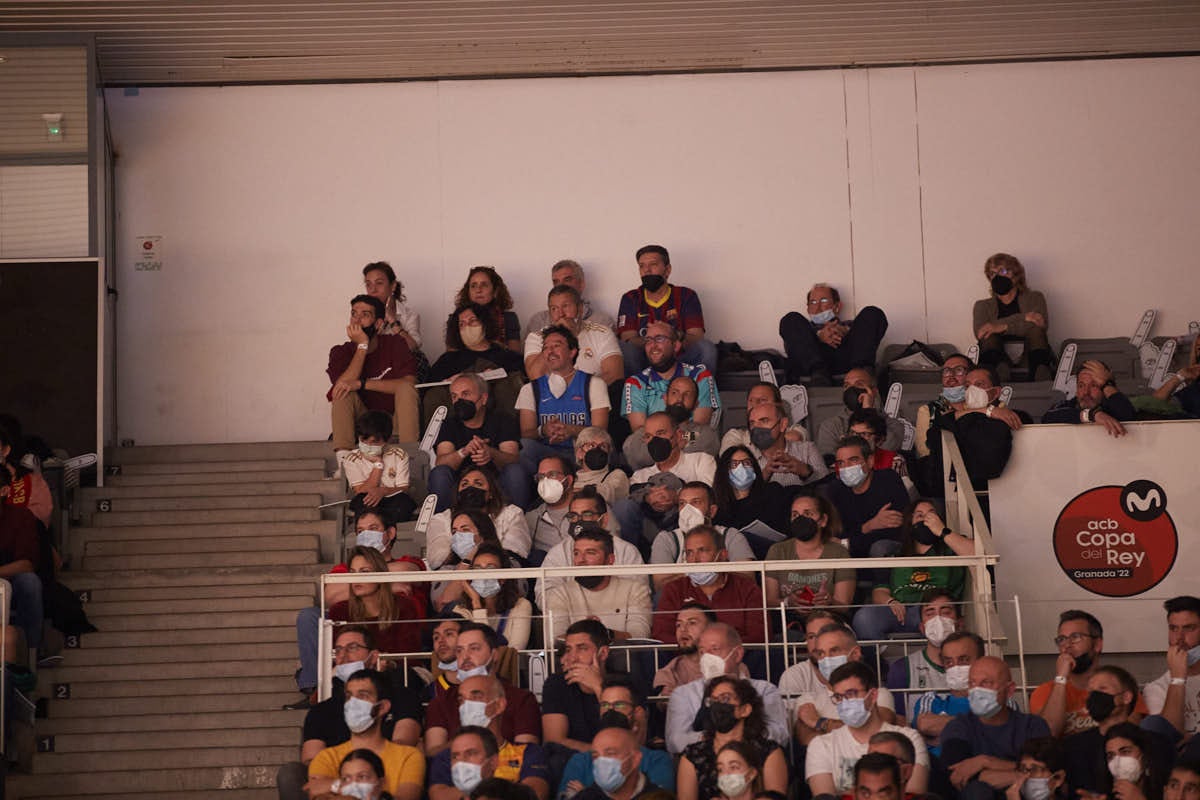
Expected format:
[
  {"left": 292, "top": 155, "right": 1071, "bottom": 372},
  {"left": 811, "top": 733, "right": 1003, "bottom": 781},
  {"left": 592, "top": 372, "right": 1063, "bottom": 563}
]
[{"left": 989, "top": 420, "right": 1197, "bottom": 655}]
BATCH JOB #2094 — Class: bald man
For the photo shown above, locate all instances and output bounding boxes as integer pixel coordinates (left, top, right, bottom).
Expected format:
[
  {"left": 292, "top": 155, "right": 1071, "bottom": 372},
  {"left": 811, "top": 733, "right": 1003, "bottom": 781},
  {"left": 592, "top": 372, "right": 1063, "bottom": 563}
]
[
  {"left": 571, "top": 726, "right": 659, "bottom": 800},
  {"left": 939, "top": 656, "right": 1050, "bottom": 800}
]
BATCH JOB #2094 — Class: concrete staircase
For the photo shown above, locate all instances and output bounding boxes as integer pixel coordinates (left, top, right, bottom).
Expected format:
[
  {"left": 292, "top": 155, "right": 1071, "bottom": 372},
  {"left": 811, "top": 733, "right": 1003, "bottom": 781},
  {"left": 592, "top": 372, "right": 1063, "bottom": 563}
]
[{"left": 8, "top": 442, "right": 342, "bottom": 800}]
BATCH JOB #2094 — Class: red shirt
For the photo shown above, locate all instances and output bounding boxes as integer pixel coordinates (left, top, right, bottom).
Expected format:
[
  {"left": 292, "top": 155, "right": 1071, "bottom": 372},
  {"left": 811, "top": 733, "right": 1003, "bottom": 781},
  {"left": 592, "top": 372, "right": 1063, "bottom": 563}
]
[
  {"left": 425, "top": 678, "right": 543, "bottom": 742},
  {"left": 326, "top": 334, "right": 417, "bottom": 413},
  {"left": 652, "top": 571, "right": 765, "bottom": 643},
  {"left": 326, "top": 594, "right": 423, "bottom": 655}
]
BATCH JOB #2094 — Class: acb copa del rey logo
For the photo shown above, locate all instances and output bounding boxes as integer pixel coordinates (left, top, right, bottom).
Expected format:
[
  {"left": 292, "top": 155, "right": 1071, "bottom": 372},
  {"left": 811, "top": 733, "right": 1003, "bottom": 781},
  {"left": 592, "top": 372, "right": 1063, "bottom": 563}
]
[{"left": 1053, "top": 480, "right": 1178, "bottom": 598}]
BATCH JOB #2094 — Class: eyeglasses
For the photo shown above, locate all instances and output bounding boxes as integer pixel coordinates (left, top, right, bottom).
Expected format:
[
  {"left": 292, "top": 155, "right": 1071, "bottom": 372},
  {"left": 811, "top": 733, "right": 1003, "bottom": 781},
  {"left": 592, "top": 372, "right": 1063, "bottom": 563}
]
[
  {"left": 987, "top": 267, "right": 1014, "bottom": 278},
  {"left": 729, "top": 458, "right": 755, "bottom": 468},
  {"left": 1053, "top": 632, "right": 1094, "bottom": 646},
  {"left": 807, "top": 298, "right": 835, "bottom": 308},
  {"left": 565, "top": 510, "right": 602, "bottom": 522},
  {"left": 941, "top": 367, "right": 968, "bottom": 377},
  {"left": 645, "top": 334, "right": 674, "bottom": 345},
  {"left": 536, "top": 470, "right": 565, "bottom": 480},
  {"left": 704, "top": 694, "right": 738, "bottom": 707},
  {"left": 598, "top": 701, "right": 634, "bottom": 713},
  {"left": 333, "top": 643, "right": 368, "bottom": 656}
]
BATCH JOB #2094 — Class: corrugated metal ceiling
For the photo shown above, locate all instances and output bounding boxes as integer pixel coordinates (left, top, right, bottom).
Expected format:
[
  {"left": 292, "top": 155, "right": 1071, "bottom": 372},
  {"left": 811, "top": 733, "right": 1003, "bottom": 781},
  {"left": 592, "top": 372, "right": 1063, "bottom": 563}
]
[{"left": 2, "top": 1, "right": 1199, "bottom": 86}]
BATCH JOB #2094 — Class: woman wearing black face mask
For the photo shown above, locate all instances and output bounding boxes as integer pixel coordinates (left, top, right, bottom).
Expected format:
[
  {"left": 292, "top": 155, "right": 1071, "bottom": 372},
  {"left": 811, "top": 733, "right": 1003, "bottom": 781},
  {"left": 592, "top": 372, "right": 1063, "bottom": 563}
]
[
  {"left": 972, "top": 253, "right": 1055, "bottom": 382},
  {"left": 851, "top": 499, "right": 973, "bottom": 643},
  {"left": 574, "top": 427, "right": 630, "bottom": 506},
  {"left": 677, "top": 678, "right": 788, "bottom": 800},
  {"left": 422, "top": 467, "right": 532, "bottom": 570},
  {"left": 764, "top": 493, "right": 855, "bottom": 618}
]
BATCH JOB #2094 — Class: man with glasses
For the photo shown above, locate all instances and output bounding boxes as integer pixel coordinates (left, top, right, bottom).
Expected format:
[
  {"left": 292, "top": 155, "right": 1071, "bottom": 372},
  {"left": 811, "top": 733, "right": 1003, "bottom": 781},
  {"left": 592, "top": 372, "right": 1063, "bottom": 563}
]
[
  {"left": 558, "top": 676, "right": 675, "bottom": 798},
  {"left": 779, "top": 283, "right": 889, "bottom": 386},
  {"left": 621, "top": 320, "right": 720, "bottom": 435},
  {"left": 617, "top": 244, "right": 717, "bottom": 376},
  {"left": 1030, "top": 610, "right": 1147, "bottom": 737},
  {"left": 535, "top": 488, "right": 644, "bottom": 608},
  {"left": 276, "top": 631, "right": 424, "bottom": 800},
  {"left": 805, "top": 661, "right": 928, "bottom": 797}
]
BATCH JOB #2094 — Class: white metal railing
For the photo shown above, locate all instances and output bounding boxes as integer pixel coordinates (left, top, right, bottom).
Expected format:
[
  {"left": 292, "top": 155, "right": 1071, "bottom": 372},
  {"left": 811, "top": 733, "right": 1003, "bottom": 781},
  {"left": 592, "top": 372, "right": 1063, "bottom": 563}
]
[
  {"left": 0, "top": 578, "right": 7, "bottom": 753},
  {"left": 316, "top": 551, "right": 1001, "bottom": 699}
]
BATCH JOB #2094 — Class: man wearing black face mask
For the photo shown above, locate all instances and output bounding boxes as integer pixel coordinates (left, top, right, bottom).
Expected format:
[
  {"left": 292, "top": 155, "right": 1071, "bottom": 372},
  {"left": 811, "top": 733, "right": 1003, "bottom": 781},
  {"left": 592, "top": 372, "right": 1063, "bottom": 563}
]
[
  {"left": 622, "top": 376, "right": 719, "bottom": 469},
  {"left": 1062, "top": 665, "right": 1172, "bottom": 800},
  {"left": 543, "top": 529, "right": 651, "bottom": 641},
  {"left": 745, "top": 401, "right": 827, "bottom": 487},
  {"left": 1030, "top": 610, "right": 1149, "bottom": 737},
  {"left": 328, "top": 294, "right": 420, "bottom": 461},
  {"left": 432, "top": 373, "right": 527, "bottom": 511},
  {"left": 816, "top": 368, "right": 906, "bottom": 459},
  {"left": 617, "top": 244, "right": 717, "bottom": 376}
]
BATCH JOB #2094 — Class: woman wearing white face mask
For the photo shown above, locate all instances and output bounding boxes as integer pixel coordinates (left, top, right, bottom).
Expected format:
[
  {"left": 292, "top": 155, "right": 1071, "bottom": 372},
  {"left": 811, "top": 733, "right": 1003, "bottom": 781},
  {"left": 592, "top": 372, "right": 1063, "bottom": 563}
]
[
  {"left": 711, "top": 446, "right": 792, "bottom": 556},
  {"left": 714, "top": 741, "right": 762, "bottom": 800},
  {"left": 451, "top": 543, "right": 532, "bottom": 651},
  {"left": 429, "top": 304, "right": 525, "bottom": 382},
  {"left": 1006, "top": 738, "right": 1066, "bottom": 800},
  {"left": 1102, "top": 724, "right": 1166, "bottom": 800},
  {"left": 329, "top": 749, "right": 393, "bottom": 800},
  {"left": 431, "top": 510, "right": 503, "bottom": 609},
  {"left": 852, "top": 499, "right": 973, "bottom": 644},
  {"left": 676, "top": 678, "right": 788, "bottom": 800}
]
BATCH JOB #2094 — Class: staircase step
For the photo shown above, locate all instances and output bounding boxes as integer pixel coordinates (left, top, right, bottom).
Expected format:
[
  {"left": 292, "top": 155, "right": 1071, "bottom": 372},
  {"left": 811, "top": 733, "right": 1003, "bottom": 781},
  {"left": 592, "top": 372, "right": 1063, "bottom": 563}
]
[
  {"left": 83, "top": 482, "right": 335, "bottom": 501},
  {"left": 86, "top": 595, "right": 310, "bottom": 617},
  {"left": 73, "top": 520, "right": 339, "bottom": 543},
  {"left": 85, "top": 534, "right": 319, "bottom": 557},
  {"left": 11, "top": 765, "right": 286, "bottom": 795},
  {"left": 82, "top": 549, "right": 318, "bottom": 571},
  {"left": 32, "top": 745, "right": 295, "bottom": 774},
  {"left": 45, "top": 690, "right": 302, "bottom": 716},
  {"left": 109, "top": 468, "right": 326, "bottom": 486},
  {"left": 39, "top": 709, "right": 302, "bottom": 735},
  {"left": 76, "top": 608, "right": 298, "bottom": 632},
  {"left": 118, "top": 457, "right": 328, "bottom": 475},
  {"left": 43, "top": 726, "right": 297, "bottom": 753},
  {"left": 51, "top": 658, "right": 296, "bottom": 684},
  {"left": 108, "top": 440, "right": 333, "bottom": 464},
  {"left": 90, "top": 507, "right": 321, "bottom": 526},
  {"left": 78, "top": 624, "right": 299, "bottom": 649},
  {"left": 68, "top": 563, "right": 330, "bottom": 589},
  {"left": 85, "top": 493, "right": 324, "bottom": 513},
  {"left": 56, "top": 641, "right": 296, "bottom": 667},
  {"left": 77, "top": 579, "right": 317, "bottom": 604}
]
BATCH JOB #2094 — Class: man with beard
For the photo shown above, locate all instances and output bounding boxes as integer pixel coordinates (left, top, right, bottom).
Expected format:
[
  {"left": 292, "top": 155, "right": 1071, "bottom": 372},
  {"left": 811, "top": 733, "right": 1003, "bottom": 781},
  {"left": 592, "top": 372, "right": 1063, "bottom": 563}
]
[
  {"left": 1031, "top": 610, "right": 1148, "bottom": 737},
  {"left": 622, "top": 375, "right": 719, "bottom": 469},
  {"left": 652, "top": 605, "right": 725, "bottom": 697},
  {"left": 557, "top": 676, "right": 675, "bottom": 798},
  {"left": 816, "top": 368, "right": 906, "bottom": 459},
  {"left": 621, "top": 320, "right": 720, "bottom": 433},
  {"left": 543, "top": 529, "right": 652, "bottom": 641},
  {"left": 431, "top": 372, "right": 526, "bottom": 511},
  {"left": 327, "top": 294, "right": 420, "bottom": 458},
  {"left": 744, "top": 400, "right": 827, "bottom": 487},
  {"left": 617, "top": 244, "right": 717, "bottom": 375},
  {"left": 516, "top": 325, "right": 611, "bottom": 478}
]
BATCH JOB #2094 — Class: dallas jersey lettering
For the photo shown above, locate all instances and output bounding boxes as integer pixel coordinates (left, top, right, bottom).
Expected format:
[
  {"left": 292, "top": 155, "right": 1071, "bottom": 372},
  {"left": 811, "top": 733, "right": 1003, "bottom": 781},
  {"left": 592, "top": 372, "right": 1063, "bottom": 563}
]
[{"left": 532, "top": 370, "right": 593, "bottom": 450}]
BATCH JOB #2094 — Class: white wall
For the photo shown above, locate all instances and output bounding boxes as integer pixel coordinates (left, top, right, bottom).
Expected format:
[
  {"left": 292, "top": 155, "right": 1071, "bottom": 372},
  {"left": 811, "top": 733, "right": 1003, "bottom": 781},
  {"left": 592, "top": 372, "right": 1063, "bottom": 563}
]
[{"left": 107, "top": 57, "right": 1200, "bottom": 445}]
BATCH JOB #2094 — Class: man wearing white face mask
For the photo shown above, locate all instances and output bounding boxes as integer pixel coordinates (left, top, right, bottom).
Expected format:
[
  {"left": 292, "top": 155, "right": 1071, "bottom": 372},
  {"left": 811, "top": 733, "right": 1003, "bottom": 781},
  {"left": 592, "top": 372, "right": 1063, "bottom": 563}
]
[
  {"left": 664, "top": 623, "right": 790, "bottom": 755},
  {"left": 778, "top": 283, "right": 889, "bottom": 386},
  {"left": 829, "top": 435, "right": 909, "bottom": 560},
  {"left": 915, "top": 365, "right": 1022, "bottom": 499},
  {"left": 941, "top": 656, "right": 1051, "bottom": 800},
  {"left": 428, "top": 681, "right": 552, "bottom": 800},
  {"left": 572, "top": 726, "right": 660, "bottom": 800},
  {"left": 651, "top": 526, "right": 765, "bottom": 645},
  {"left": 277, "top": 628, "right": 424, "bottom": 800},
  {"left": 883, "top": 591, "right": 963, "bottom": 716},
  {"left": 785, "top": 622, "right": 899, "bottom": 747},
  {"left": 516, "top": 325, "right": 610, "bottom": 480},
  {"left": 305, "top": 670, "right": 425, "bottom": 800},
  {"left": 649, "top": 482, "right": 754, "bottom": 592},
  {"left": 423, "top": 622, "right": 542, "bottom": 757},
  {"left": 805, "top": 661, "right": 929, "bottom": 797},
  {"left": 525, "top": 455, "right": 577, "bottom": 564},
  {"left": 911, "top": 631, "right": 987, "bottom": 755}
]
